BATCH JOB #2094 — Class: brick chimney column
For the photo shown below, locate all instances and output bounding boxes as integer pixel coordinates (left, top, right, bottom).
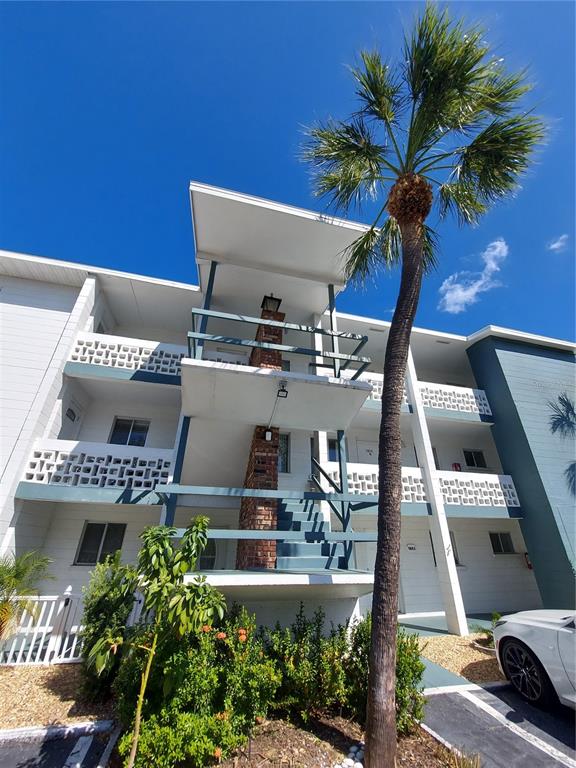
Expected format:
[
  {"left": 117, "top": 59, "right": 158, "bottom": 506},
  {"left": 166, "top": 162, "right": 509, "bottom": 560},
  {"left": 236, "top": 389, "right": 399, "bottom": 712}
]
[{"left": 236, "top": 307, "right": 285, "bottom": 570}]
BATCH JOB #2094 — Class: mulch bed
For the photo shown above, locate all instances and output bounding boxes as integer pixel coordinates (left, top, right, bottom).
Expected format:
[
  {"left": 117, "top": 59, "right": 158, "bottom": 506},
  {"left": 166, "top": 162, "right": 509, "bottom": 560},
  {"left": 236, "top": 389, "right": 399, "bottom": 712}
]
[
  {"left": 0, "top": 664, "right": 115, "bottom": 729},
  {"left": 220, "top": 715, "right": 457, "bottom": 767}
]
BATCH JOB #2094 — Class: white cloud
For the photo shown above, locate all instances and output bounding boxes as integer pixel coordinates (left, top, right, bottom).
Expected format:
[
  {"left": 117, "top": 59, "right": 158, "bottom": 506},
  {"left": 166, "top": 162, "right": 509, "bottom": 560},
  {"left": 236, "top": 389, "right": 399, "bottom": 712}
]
[
  {"left": 547, "top": 234, "right": 569, "bottom": 252},
  {"left": 438, "top": 238, "right": 508, "bottom": 314}
]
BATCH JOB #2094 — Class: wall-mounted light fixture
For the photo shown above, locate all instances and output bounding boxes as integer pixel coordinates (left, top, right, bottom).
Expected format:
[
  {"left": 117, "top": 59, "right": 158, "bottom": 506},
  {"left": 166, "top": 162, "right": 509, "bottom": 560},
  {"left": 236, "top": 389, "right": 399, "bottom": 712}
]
[
  {"left": 261, "top": 294, "right": 282, "bottom": 313},
  {"left": 277, "top": 381, "right": 288, "bottom": 399}
]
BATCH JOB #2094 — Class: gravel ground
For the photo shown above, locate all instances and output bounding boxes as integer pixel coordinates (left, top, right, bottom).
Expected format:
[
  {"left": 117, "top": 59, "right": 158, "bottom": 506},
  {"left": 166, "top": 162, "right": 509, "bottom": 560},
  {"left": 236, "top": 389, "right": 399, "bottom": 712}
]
[
  {"left": 0, "top": 665, "right": 114, "bottom": 729},
  {"left": 420, "top": 632, "right": 505, "bottom": 684}
]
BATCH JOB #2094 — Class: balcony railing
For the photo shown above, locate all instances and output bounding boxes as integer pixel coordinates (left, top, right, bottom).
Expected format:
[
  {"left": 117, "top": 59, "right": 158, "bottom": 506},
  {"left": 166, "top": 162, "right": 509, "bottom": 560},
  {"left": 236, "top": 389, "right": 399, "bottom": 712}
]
[
  {"left": 341, "top": 370, "right": 491, "bottom": 417},
  {"left": 69, "top": 332, "right": 186, "bottom": 377},
  {"left": 322, "top": 461, "right": 520, "bottom": 509},
  {"left": 188, "top": 308, "right": 372, "bottom": 379},
  {"left": 22, "top": 439, "right": 173, "bottom": 491}
]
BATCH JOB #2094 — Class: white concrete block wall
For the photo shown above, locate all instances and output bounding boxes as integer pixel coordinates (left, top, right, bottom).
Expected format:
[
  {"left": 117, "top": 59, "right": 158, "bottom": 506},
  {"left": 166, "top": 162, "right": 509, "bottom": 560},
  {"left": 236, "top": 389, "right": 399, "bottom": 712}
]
[
  {"left": 0, "top": 276, "right": 96, "bottom": 552},
  {"left": 0, "top": 276, "right": 79, "bottom": 480},
  {"left": 38, "top": 503, "right": 160, "bottom": 594},
  {"left": 354, "top": 516, "right": 541, "bottom": 615},
  {"left": 77, "top": 400, "right": 180, "bottom": 448}
]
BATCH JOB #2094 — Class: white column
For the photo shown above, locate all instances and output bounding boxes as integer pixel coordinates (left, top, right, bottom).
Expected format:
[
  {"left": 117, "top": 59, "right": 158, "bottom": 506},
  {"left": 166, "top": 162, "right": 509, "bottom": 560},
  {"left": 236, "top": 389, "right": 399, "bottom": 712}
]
[{"left": 405, "top": 350, "right": 469, "bottom": 636}]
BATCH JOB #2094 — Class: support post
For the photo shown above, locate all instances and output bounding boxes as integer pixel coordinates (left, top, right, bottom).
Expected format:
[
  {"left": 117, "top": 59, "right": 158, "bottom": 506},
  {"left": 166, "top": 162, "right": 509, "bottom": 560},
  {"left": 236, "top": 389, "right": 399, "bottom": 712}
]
[
  {"left": 328, "top": 284, "right": 340, "bottom": 377},
  {"left": 405, "top": 350, "right": 469, "bottom": 636},
  {"left": 162, "top": 415, "right": 191, "bottom": 526},
  {"left": 195, "top": 260, "right": 218, "bottom": 360},
  {"left": 336, "top": 429, "right": 355, "bottom": 568}
]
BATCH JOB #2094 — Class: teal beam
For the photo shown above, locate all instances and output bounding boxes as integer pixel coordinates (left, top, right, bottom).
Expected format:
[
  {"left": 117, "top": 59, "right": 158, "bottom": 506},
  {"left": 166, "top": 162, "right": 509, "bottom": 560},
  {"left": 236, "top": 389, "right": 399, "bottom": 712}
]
[
  {"left": 157, "top": 483, "right": 379, "bottom": 504},
  {"left": 328, "top": 284, "right": 340, "bottom": 377},
  {"left": 195, "top": 260, "right": 218, "bottom": 360},
  {"left": 15, "top": 482, "right": 162, "bottom": 506},
  {"left": 191, "top": 307, "right": 367, "bottom": 341},
  {"left": 187, "top": 332, "right": 371, "bottom": 365},
  {"left": 164, "top": 415, "right": 191, "bottom": 526},
  {"left": 172, "top": 529, "right": 378, "bottom": 542}
]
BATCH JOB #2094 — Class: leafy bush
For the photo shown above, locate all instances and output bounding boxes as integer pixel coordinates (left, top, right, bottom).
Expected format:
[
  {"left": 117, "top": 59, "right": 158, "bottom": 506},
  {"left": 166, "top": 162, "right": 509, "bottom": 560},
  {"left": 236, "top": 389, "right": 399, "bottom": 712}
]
[
  {"left": 260, "top": 605, "right": 348, "bottom": 720},
  {"left": 81, "top": 553, "right": 136, "bottom": 699},
  {"left": 118, "top": 710, "right": 244, "bottom": 768},
  {"left": 345, "top": 613, "right": 425, "bottom": 733},
  {"left": 115, "top": 607, "right": 280, "bottom": 765}
]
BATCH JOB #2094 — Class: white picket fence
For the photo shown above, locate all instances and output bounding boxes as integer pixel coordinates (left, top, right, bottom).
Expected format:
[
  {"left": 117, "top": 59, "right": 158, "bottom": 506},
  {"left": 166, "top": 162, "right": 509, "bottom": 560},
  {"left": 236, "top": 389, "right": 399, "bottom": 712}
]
[{"left": 0, "top": 592, "right": 145, "bottom": 666}]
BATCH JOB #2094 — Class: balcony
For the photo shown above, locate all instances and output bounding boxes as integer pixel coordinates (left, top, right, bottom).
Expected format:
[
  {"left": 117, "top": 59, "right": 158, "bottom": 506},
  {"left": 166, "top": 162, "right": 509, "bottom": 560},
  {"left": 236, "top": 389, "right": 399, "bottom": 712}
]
[
  {"left": 16, "top": 439, "right": 173, "bottom": 504},
  {"left": 322, "top": 461, "right": 520, "bottom": 518},
  {"left": 342, "top": 370, "right": 492, "bottom": 422},
  {"left": 66, "top": 332, "right": 187, "bottom": 384},
  {"left": 181, "top": 308, "right": 373, "bottom": 430}
]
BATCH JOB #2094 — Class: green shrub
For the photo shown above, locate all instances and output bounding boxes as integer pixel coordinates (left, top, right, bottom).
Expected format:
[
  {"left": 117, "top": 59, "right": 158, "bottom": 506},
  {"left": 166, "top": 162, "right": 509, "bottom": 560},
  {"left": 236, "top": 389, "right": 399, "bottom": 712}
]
[
  {"left": 81, "top": 553, "right": 136, "bottom": 699},
  {"left": 118, "top": 710, "right": 244, "bottom": 768},
  {"left": 345, "top": 613, "right": 425, "bottom": 733},
  {"left": 260, "top": 605, "right": 348, "bottom": 720}
]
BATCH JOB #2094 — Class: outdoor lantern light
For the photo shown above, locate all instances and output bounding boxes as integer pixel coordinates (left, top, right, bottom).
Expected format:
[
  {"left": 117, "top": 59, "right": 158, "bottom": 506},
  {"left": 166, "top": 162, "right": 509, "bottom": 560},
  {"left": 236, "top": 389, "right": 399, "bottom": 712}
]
[
  {"left": 261, "top": 294, "right": 282, "bottom": 313},
  {"left": 277, "top": 381, "right": 288, "bottom": 399}
]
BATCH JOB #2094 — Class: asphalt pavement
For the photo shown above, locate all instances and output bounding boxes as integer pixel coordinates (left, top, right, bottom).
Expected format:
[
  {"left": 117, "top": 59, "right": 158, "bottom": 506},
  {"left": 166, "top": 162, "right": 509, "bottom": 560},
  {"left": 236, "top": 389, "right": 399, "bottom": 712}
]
[
  {"left": 424, "top": 683, "right": 576, "bottom": 768},
  {"left": 0, "top": 732, "right": 108, "bottom": 768}
]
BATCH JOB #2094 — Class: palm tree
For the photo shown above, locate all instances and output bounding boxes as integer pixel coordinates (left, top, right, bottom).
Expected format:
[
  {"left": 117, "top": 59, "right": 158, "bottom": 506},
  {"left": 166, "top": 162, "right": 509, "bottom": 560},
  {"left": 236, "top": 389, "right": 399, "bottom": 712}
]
[
  {"left": 0, "top": 551, "right": 52, "bottom": 640},
  {"left": 548, "top": 392, "right": 576, "bottom": 497},
  {"left": 304, "top": 5, "right": 544, "bottom": 766}
]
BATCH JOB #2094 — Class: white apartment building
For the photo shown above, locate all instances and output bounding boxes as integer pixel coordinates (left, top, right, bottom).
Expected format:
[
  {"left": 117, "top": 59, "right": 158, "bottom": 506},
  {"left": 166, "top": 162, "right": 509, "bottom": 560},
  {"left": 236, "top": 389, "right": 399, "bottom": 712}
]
[{"left": 1, "top": 183, "right": 574, "bottom": 643}]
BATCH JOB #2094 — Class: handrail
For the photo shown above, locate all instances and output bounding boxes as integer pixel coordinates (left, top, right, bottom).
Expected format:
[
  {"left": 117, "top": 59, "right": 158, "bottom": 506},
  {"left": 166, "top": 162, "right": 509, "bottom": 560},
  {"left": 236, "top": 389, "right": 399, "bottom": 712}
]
[
  {"left": 189, "top": 307, "right": 371, "bottom": 380},
  {"left": 191, "top": 307, "right": 367, "bottom": 341},
  {"left": 311, "top": 457, "right": 341, "bottom": 494},
  {"left": 171, "top": 529, "right": 378, "bottom": 542},
  {"left": 309, "top": 473, "right": 345, "bottom": 528},
  {"left": 156, "top": 484, "right": 379, "bottom": 504}
]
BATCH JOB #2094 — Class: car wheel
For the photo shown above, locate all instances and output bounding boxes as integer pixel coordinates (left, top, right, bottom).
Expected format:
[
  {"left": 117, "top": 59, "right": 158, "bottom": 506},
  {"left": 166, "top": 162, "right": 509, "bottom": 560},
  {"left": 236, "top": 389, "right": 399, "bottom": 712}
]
[{"left": 500, "top": 639, "right": 556, "bottom": 708}]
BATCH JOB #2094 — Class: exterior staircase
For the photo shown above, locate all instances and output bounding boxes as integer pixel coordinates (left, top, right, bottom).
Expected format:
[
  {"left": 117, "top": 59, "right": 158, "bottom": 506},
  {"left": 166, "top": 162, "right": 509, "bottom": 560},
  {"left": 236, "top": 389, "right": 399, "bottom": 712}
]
[{"left": 275, "top": 499, "right": 347, "bottom": 570}]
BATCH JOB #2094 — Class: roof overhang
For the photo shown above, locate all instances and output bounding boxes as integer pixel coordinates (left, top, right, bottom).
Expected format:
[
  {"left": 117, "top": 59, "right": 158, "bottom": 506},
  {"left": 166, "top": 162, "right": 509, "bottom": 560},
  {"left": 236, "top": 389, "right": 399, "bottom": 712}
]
[{"left": 189, "top": 182, "right": 368, "bottom": 288}]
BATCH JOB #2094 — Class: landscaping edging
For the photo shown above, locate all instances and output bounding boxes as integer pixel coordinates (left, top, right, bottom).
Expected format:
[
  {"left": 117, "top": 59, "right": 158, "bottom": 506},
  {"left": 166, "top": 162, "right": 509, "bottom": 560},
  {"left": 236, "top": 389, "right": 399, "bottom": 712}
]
[{"left": 0, "top": 718, "right": 115, "bottom": 744}]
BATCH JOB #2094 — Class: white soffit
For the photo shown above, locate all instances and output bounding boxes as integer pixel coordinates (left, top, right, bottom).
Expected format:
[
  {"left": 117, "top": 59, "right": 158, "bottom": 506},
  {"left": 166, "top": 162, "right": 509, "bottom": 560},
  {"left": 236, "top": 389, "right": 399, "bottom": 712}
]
[
  {"left": 180, "top": 359, "right": 371, "bottom": 431},
  {"left": 189, "top": 182, "right": 368, "bottom": 287}
]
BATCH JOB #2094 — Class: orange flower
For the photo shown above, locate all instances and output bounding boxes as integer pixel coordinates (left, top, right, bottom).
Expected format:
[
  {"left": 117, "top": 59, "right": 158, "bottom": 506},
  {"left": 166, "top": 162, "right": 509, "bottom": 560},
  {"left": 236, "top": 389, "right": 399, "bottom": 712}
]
[
  {"left": 238, "top": 633, "right": 247, "bottom": 642},
  {"left": 216, "top": 631, "right": 227, "bottom": 640},
  {"left": 214, "top": 747, "right": 222, "bottom": 759},
  {"left": 237, "top": 627, "right": 247, "bottom": 634},
  {"left": 201, "top": 625, "right": 212, "bottom": 633}
]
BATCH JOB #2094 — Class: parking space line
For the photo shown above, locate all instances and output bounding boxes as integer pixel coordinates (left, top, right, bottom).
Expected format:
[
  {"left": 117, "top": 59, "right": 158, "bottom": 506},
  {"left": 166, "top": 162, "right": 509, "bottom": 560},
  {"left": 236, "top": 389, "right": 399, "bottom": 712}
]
[
  {"left": 458, "top": 689, "right": 576, "bottom": 768},
  {"left": 63, "top": 735, "right": 94, "bottom": 768}
]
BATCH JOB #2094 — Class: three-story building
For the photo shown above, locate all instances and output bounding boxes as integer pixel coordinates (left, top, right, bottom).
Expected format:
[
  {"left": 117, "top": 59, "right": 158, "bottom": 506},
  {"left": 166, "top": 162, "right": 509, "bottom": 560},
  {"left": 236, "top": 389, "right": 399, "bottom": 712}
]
[{"left": 1, "top": 182, "right": 574, "bottom": 637}]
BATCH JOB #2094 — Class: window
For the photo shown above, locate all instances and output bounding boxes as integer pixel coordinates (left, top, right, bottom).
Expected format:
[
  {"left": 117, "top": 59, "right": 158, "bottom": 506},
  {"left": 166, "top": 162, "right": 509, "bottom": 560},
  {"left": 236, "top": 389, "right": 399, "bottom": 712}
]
[
  {"left": 278, "top": 434, "right": 290, "bottom": 473},
  {"left": 281, "top": 360, "right": 291, "bottom": 372},
  {"left": 75, "top": 522, "right": 126, "bottom": 565},
  {"left": 463, "top": 449, "right": 487, "bottom": 469},
  {"left": 198, "top": 539, "right": 216, "bottom": 571},
  {"left": 449, "top": 531, "right": 461, "bottom": 565},
  {"left": 328, "top": 439, "right": 338, "bottom": 462},
  {"left": 109, "top": 418, "right": 149, "bottom": 447},
  {"left": 490, "top": 532, "right": 515, "bottom": 555}
]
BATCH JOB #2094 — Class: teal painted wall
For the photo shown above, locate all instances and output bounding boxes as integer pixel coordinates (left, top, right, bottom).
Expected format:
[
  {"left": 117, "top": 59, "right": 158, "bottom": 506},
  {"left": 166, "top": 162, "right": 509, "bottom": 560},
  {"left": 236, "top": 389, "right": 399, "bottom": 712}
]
[{"left": 468, "top": 337, "right": 575, "bottom": 608}]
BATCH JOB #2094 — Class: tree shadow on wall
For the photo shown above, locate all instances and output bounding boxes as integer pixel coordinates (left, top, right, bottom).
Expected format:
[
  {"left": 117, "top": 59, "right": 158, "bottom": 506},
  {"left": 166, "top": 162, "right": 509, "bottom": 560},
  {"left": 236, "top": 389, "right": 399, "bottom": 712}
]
[{"left": 548, "top": 392, "right": 576, "bottom": 497}]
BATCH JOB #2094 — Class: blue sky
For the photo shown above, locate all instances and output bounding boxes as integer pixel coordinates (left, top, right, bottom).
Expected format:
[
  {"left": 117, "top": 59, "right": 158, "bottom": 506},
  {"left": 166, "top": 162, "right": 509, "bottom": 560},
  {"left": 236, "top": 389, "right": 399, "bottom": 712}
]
[{"left": 1, "top": 1, "right": 574, "bottom": 340}]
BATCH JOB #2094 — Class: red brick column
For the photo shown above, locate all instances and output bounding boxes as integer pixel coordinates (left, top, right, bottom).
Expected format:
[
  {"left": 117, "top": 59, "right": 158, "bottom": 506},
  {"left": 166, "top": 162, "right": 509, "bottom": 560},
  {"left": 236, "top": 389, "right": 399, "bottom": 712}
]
[
  {"left": 236, "top": 426, "right": 280, "bottom": 569},
  {"left": 249, "top": 309, "right": 285, "bottom": 369},
  {"left": 236, "top": 308, "right": 285, "bottom": 569}
]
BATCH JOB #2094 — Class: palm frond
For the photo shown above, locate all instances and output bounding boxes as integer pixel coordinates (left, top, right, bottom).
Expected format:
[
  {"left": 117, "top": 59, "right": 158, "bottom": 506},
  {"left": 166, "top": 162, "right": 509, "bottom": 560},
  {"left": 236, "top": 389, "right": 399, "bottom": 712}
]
[
  {"left": 438, "top": 181, "right": 487, "bottom": 225},
  {"left": 350, "top": 51, "right": 403, "bottom": 126},
  {"left": 343, "top": 218, "right": 402, "bottom": 284},
  {"left": 548, "top": 393, "right": 576, "bottom": 438},
  {"left": 421, "top": 223, "right": 439, "bottom": 272},
  {"left": 456, "top": 115, "right": 545, "bottom": 200},
  {"left": 565, "top": 462, "right": 576, "bottom": 498},
  {"left": 303, "top": 117, "right": 391, "bottom": 210}
]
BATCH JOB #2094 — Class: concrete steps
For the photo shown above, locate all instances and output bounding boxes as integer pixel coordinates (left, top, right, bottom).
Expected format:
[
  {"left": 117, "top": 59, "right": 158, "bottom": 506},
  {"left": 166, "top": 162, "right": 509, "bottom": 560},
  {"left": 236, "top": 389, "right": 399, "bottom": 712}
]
[{"left": 276, "top": 499, "right": 347, "bottom": 571}]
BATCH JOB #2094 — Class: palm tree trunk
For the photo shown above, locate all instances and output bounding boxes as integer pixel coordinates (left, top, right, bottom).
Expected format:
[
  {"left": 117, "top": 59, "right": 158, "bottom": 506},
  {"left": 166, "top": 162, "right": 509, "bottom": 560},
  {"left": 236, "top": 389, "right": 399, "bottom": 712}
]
[{"left": 365, "top": 220, "right": 424, "bottom": 768}]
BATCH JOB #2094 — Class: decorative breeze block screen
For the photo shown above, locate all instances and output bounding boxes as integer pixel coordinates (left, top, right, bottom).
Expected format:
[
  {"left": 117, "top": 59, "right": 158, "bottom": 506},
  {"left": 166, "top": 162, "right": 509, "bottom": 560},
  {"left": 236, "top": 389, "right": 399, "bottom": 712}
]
[
  {"left": 70, "top": 336, "right": 184, "bottom": 376},
  {"left": 327, "top": 467, "right": 427, "bottom": 503},
  {"left": 419, "top": 384, "right": 492, "bottom": 415},
  {"left": 437, "top": 474, "right": 520, "bottom": 507},
  {"left": 24, "top": 447, "right": 172, "bottom": 490}
]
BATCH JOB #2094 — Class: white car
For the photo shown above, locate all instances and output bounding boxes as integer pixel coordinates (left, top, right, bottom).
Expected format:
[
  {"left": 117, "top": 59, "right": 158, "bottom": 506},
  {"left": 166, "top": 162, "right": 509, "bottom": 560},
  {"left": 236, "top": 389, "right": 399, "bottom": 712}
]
[{"left": 494, "top": 610, "right": 576, "bottom": 709}]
